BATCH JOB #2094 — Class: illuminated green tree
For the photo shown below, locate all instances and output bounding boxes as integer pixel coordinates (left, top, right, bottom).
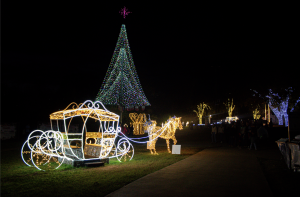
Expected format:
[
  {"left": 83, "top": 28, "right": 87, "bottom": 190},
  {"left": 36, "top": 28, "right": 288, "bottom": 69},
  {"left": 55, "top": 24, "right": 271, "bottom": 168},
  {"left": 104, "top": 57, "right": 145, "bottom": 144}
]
[{"left": 95, "top": 24, "right": 150, "bottom": 111}]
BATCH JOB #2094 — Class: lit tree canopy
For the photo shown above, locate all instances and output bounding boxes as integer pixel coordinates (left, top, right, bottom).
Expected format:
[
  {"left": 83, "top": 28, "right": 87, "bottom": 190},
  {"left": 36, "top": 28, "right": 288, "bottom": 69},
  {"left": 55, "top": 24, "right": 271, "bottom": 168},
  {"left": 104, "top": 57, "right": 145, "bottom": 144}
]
[
  {"left": 253, "top": 104, "right": 261, "bottom": 120},
  {"left": 96, "top": 24, "right": 150, "bottom": 110},
  {"left": 223, "top": 98, "right": 235, "bottom": 117},
  {"left": 193, "top": 102, "right": 211, "bottom": 124},
  {"left": 252, "top": 87, "right": 300, "bottom": 126}
]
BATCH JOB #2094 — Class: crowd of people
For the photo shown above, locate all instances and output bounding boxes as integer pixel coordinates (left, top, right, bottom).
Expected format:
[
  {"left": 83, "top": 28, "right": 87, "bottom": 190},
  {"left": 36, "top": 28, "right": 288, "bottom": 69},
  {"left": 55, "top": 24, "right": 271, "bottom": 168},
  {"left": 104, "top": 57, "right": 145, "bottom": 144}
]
[{"left": 211, "top": 120, "right": 270, "bottom": 150}]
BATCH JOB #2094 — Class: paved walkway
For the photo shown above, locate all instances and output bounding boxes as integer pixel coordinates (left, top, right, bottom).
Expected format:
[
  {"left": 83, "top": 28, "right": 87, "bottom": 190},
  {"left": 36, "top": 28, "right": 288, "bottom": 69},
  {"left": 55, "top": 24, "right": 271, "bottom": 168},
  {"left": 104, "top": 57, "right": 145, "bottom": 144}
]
[{"left": 106, "top": 128, "right": 278, "bottom": 197}]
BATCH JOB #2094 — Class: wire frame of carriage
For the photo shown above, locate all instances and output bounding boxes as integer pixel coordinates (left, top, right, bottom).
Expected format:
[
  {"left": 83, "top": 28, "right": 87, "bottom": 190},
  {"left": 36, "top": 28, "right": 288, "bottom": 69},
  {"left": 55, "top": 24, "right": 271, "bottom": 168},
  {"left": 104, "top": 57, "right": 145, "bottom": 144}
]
[
  {"left": 50, "top": 101, "right": 120, "bottom": 160},
  {"left": 55, "top": 101, "right": 135, "bottom": 163},
  {"left": 116, "top": 138, "right": 134, "bottom": 162},
  {"left": 21, "top": 130, "right": 66, "bottom": 171},
  {"left": 21, "top": 101, "right": 120, "bottom": 170}
]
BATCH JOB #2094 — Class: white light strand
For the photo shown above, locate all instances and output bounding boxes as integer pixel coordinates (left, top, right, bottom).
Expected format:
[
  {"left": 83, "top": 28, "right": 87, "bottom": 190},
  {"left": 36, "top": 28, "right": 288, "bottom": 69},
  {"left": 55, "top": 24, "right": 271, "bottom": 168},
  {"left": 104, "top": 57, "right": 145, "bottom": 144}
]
[
  {"left": 266, "top": 88, "right": 300, "bottom": 127},
  {"left": 21, "top": 130, "right": 66, "bottom": 171},
  {"left": 118, "top": 121, "right": 171, "bottom": 144},
  {"left": 269, "top": 98, "right": 289, "bottom": 126},
  {"left": 22, "top": 100, "right": 142, "bottom": 171},
  {"left": 291, "top": 99, "right": 300, "bottom": 112}
]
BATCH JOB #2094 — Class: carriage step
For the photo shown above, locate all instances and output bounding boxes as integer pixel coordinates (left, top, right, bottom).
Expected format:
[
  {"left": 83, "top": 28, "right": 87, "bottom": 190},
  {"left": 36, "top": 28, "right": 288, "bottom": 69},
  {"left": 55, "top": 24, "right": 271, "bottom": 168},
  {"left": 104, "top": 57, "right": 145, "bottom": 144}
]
[{"left": 84, "top": 162, "right": 104, "bottom": 167}]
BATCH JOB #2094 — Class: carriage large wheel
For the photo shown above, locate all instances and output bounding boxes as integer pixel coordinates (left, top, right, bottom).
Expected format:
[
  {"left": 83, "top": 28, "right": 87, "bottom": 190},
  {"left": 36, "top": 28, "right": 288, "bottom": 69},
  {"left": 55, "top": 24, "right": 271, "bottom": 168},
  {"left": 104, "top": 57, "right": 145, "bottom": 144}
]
[
  {"left": 116, "top": 138, "right": 134, "bottom": 162},
  {"left": 21, "top": 130, "right": 65, "bottom": 171}
]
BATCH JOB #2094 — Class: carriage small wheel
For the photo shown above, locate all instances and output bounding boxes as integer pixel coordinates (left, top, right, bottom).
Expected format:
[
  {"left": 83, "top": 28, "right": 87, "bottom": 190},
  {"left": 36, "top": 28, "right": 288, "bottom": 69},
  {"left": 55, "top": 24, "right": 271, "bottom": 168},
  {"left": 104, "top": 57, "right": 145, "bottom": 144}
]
[{"left": 116, "top": 138, "right": 134, "bottom": 162}]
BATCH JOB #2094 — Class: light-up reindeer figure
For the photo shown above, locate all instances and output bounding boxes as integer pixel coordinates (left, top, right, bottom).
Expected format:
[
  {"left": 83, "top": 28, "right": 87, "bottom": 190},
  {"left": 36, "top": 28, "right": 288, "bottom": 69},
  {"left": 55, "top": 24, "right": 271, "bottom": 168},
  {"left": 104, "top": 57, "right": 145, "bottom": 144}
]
[
  {"left": 144, "top": 119, "right": 159, "bottom": 154},
  {"left": 224, "top": 98, "right": 235, "bottom": 117},
  {"left": 193, "top": 102, "right": 211, "bottom": 125},
  {"left": 144, "top": 116, "right": 183, "bottom": 154}
]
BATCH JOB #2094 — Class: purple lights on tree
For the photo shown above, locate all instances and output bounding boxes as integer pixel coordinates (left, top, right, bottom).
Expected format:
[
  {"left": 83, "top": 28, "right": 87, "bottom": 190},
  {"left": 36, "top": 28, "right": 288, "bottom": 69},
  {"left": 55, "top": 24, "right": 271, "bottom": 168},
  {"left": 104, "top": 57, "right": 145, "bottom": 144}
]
[{"left": 119, "top": 6, "right": 131, "bottom": 19}]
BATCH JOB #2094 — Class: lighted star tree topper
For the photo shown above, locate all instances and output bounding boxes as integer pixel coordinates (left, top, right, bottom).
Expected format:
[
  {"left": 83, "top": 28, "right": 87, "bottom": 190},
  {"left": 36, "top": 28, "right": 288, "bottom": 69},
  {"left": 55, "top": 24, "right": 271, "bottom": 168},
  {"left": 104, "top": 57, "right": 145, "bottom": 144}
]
[
  {"left": 119, "top": 6, "right": 131, "bottom": 19},
  {"left": 95, "top": 24, "right": 150, "bottom": 111}
]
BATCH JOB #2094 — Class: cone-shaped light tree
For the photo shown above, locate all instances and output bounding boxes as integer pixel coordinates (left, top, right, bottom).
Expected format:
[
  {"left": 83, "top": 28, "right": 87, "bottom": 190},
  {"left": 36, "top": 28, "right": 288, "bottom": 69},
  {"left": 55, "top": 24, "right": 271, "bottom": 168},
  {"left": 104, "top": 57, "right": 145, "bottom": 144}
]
[
  {"left": 193, "top": 102, "right": 211, "bottom": 124},
  {"left": 95, "top": 24, "right": 150, "bottom": 112}
]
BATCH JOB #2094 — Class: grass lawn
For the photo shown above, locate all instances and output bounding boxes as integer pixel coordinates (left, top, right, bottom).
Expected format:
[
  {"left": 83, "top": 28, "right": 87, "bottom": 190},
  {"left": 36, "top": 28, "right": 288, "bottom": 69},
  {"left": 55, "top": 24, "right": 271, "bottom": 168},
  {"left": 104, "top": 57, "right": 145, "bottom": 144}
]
[
  {"left": 1, "top": 126, "right": 299, "bottom": 197},
  {"left": 1, "top": 137, "right": 203, "bottom": 197}
]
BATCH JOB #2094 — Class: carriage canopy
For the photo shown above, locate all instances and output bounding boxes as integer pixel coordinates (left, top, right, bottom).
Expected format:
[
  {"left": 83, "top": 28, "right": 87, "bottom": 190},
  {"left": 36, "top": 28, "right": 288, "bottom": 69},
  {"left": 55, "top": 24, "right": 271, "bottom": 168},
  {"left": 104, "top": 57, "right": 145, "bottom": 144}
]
[{"left": 49, "top": 101, "right": 119, "bottom": 122}]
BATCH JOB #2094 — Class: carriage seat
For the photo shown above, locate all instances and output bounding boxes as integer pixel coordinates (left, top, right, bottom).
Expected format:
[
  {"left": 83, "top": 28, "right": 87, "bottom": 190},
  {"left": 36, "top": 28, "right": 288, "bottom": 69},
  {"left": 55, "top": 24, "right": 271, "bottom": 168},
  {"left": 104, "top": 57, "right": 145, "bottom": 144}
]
[
  {"left": 86, "top": 132, "right": 116, "bottom": 144},
  {"left": 84, "top": 132, "right": 115, "bottom": 158},
  {"left": 84, "top": 144, "right": 102, "bottom": 158}
]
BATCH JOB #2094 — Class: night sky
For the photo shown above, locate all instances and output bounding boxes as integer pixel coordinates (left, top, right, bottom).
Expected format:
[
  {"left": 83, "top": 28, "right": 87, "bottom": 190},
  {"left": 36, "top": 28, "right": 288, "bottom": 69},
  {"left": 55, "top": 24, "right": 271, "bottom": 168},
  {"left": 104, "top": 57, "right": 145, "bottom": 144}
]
[{"left": 1, "top": 2, "right": 298, "bottom": 125}]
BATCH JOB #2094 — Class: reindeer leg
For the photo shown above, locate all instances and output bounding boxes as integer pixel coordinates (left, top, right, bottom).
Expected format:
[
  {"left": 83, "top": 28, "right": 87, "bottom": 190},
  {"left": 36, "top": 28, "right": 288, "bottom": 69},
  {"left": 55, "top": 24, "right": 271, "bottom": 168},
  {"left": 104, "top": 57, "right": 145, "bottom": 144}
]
[
  {"left": 149, "top": 141, "right": 154, "bottom": 154},
  {"left": 166, "top": 139, "right": 171, "bottom": 153},
  {"left": 150, "top": 139, "right": 157, "bottom": 155},
  {"left": 172, "top": 136, "right": 177, "bottom": 145},
  {"left": 149, "top": 147, "right": 153, "bottom": 154}
]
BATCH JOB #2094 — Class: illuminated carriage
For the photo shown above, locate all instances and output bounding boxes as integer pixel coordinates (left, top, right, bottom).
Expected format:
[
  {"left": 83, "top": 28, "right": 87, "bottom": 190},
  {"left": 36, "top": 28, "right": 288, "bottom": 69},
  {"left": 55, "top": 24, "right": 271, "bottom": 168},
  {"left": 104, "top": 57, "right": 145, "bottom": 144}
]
[{"left": 21, "top": 100, "right": 134, "bottom": 171}]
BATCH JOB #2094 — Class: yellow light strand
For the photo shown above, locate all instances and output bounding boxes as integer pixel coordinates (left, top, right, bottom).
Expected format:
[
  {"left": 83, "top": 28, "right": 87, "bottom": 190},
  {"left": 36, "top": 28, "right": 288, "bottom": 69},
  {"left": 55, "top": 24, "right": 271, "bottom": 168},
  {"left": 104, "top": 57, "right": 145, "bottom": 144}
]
[
  {"left": 224, "top": 98, "right": 235, "bottom": 118},
  {"left": 193, "top": 102, "right": 211, "bottom": 124},
  {"left": 253, "top": 106, "right": 261, "bottom": 120}
]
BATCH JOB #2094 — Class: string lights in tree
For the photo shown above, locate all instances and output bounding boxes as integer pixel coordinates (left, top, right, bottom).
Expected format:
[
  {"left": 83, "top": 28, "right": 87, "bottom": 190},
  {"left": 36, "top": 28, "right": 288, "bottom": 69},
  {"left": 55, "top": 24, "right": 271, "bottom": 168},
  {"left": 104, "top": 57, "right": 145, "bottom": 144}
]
[
  {"left": 253, "top": 87, "right": 300, "bottom": 127},
  {"left": 95, "top": 24, "right": 150, "bottom": 111},
  {"left": 290, "top": 98, "right": 300, "bottom": 112},
  {"left": 224, "top": 98, "right": 235, "bottom": 118},
  {"left": 267, "top": 89, "right": 290, "bottom": 126},
  {"left": 253, "top": 105, "right": 261, "bottom": 120},
  {"left": 193, "top": 102, "right": 210, "bottom": 125}
]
